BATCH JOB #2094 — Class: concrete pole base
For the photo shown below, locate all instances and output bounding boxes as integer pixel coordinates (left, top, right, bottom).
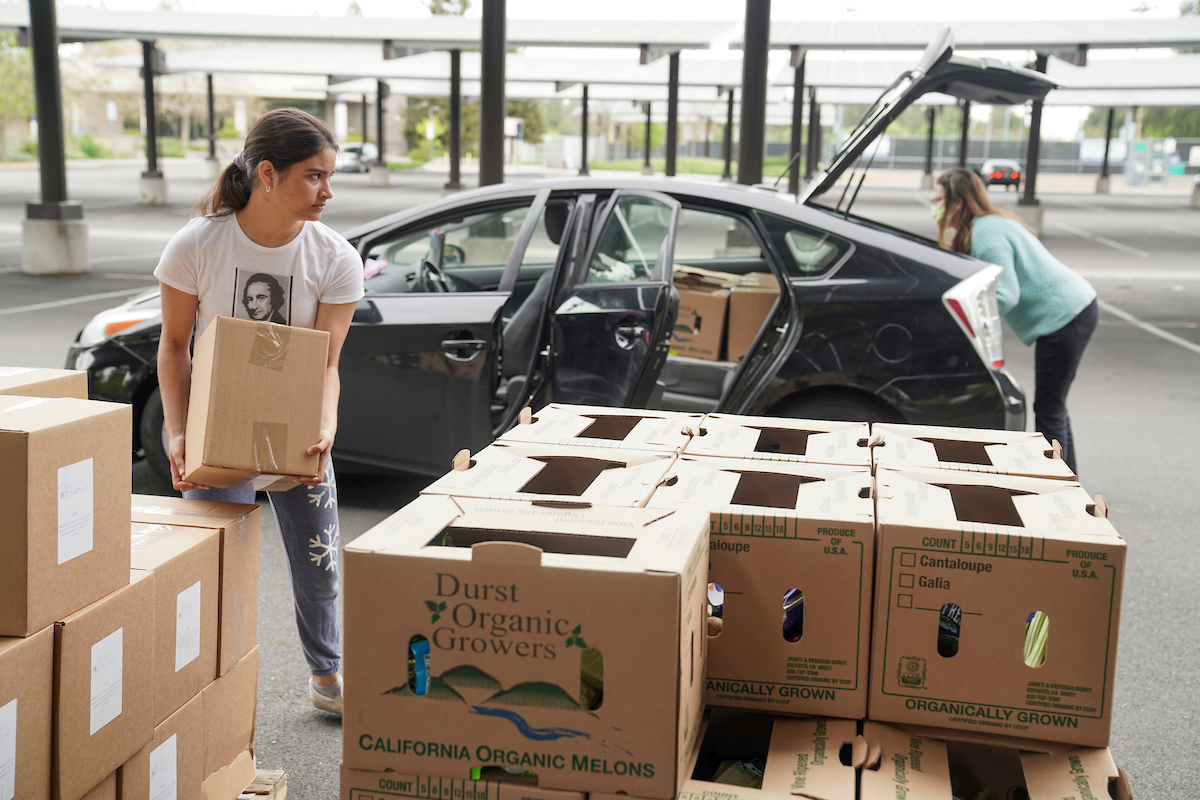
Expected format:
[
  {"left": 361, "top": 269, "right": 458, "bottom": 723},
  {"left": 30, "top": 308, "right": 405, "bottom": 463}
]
[
  {"left": 22, "top": 218, "right": 90, "bottom": 274},
  {"left": 203, "top": 158, "right": 221, "bottom": 181},
  {"left": 920, "top": 173, "right": 934, "bottom": 190},
  {"left": 138, "top": 176, "right": 169, "bottom": 206},
  {"left": 369, "top": 165, "right": 390, "bottom": 187},
  {"left": 640, "top": 165, "right": 654, "bottom": 176},
  {"left": 1191, "top": 184, "right": 1200, "bottom": 209},
  {"left": 1095, "top": 176, "right": 1111, "bottom": 195},
  {"left": 1012, "top": 203, "right": 1045, "bottom": 238}
]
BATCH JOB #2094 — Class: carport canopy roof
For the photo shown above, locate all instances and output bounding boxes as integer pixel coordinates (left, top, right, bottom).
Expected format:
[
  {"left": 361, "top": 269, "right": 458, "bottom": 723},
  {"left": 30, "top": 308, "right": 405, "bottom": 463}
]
[{"left": 0, "top": 5, "right": 731, "bottom": 50}]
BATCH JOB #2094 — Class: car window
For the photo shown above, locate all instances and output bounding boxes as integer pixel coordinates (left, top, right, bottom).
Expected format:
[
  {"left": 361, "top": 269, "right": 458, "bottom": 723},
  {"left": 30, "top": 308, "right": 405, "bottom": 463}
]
[
  {"left": 584, "top": 195, "right": 671, "bottom": 284},
  {"left": 503, "top": 200, "right": 572, "bottom": 318},
  {"left": 673, "top": 207, "right": 765, "bottom": 273},
  {"left": 757, "top": 212, "right": 852, "bottom": 279},
  {"left": 363, "top": 202, "right": 532, "bottom": 294}
]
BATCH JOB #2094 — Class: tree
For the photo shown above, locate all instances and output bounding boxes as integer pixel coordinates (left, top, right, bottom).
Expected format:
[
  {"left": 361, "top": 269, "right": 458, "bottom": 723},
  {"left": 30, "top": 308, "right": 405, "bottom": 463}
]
[
  {"left": 0, "top": 33, "right": 34, "bottom": 161},
  {"left": 507, "top": 99, "right": 545, "bottom": 144},
  {"left": 426, "top": 0, "right": 469, "bottom": 13}
]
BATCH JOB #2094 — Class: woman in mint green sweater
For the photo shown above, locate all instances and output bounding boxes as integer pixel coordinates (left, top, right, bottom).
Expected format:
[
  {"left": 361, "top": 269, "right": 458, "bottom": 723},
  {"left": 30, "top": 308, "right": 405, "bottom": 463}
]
[{"left": 933, "top": 168, "right": 1098, "bottom": 473}]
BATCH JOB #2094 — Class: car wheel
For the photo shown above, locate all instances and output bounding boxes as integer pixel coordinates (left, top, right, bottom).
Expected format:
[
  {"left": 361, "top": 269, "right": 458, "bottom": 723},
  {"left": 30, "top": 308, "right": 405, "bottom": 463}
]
[
  {"left": 772, "top": 391, "right": 901, "bottom": 424},
  {"left": 140, "top": 386, "right": 173, "bottom": 485}
]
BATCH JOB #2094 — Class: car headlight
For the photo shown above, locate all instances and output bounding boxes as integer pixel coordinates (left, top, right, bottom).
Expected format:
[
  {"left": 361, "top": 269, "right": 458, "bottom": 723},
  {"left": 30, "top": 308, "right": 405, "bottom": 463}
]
[{"left": 77, "top": 308, "right": 160, "bottom": 348}]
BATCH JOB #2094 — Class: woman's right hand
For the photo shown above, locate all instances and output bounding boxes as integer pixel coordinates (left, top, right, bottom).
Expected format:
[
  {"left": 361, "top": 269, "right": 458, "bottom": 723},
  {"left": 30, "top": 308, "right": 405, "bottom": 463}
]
[{"left": 169, "top": 433, "right": 209, "bottom": 492}]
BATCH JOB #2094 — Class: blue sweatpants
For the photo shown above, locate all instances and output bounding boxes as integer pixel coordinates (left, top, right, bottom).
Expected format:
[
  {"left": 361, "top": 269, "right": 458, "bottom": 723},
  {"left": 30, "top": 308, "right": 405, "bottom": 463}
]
[{"left": 185, "top": 462, "right": 341, "bottom": 677}]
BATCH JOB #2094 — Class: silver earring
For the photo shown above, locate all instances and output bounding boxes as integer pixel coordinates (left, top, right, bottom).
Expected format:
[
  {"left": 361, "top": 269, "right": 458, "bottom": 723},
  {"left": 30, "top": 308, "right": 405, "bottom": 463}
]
[{"left": 265, "top": 185, "right": 271, "bottom": 193}]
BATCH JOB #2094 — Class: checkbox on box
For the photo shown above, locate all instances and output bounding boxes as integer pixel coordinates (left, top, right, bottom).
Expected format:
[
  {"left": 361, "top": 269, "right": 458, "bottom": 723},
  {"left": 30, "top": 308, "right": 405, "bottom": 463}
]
[
  {"left": 898, "top": 594, "right": 913, "bottom": 608},
  {"left": 901, "top": 552, "right": 917, "bottom": 567},
  {"left": 899, "top": 574, "right": 915, "bottom": 588}
]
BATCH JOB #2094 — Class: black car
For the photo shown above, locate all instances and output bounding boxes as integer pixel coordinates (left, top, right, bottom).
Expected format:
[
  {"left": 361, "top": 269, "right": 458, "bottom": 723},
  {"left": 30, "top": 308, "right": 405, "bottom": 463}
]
[{"left": 67, "top": 30, "right": 1049, "bottom": 481}]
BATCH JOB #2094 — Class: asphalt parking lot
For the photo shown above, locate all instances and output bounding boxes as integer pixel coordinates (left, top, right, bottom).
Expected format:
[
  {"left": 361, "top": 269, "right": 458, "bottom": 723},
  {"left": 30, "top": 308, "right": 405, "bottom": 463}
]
[{"left": 2, "top": 160, "right": 1197, "bottom": 798}]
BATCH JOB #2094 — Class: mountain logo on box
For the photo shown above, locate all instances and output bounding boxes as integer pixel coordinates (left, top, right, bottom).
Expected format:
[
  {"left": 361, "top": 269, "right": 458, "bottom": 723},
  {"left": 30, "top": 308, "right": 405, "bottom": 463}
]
[
  {"left": 897, "top": 656, "right": 926, "bottom": 689},
  {"left": 469, "top": 706, "right": 592, "bottom": 740}
]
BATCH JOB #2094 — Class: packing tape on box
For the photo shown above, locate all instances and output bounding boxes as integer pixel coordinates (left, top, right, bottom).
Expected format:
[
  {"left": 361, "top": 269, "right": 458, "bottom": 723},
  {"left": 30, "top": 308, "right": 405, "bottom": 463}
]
[
  {"left": 249, "top": 322, "right": 291, "bottom": 372},
  {"left": 251, "top": 421, "right": 288, "bottom": 472},
  {"left": 0, "top": 397, "right": 54, "bottom": 414},
  {"left": 131, "top": 524, "right": 175, "bottom": 552}
]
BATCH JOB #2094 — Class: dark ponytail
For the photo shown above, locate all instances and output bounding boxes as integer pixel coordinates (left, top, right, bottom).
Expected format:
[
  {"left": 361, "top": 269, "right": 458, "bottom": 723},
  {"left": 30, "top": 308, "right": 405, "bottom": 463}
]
[{"left": 196, "top": 107, "right": 337, "bottom": 217}]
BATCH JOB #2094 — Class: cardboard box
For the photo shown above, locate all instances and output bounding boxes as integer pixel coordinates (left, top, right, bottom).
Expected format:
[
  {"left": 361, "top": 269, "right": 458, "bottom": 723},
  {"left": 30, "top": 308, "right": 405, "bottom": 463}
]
[
  {"left": 0, "top": 396, "right": 132, "bottom": 637},
  {"left": 871, "top": 423, "right": 1076, "bottom": 481},
  {"left": 498, "top": 404, "right": 699, "bottom": 454},
  {"left": 871, "top": 468, "right": 1125, "bottom": 747},
  {"left": 671, "top": 283, "right": 730, "bottom": 362},
  {"left": 725, "top": 275, "right": 780, "bottom": 363},
  {"left": 0, "top": 625, "right": 54, "bottom": 800},
  {"left": 184, "top": 315, "right": 328, "bottom": 490},
  {"left": 129, "top": 523, "right": 221, "bottom": 726},
  {"left": 342, "top": 496, "right": 710, "bottom": 799},
  {"left": 1019, "top": 745, "right": 1131, "bottom": 800},
  {"left": 130, "top": 497, "right": 260, "bottom": 678},
  {"left": 590, "top": 711, "right": 861, "bottom": 800},
  {"left": 198, "top": 750, "right": 254, "bottom": 800},
  {"left": 340, "top": 762, "right": 589, "bottom": 800},
  {"left": 116, "top": 692, "right": 203, "bottom": 800},
  {"left": 421, "top": 442, "right": 678, "bottom": 508},
  {"left": 53, "top": 570, "right": 155, "bottom": 800},
  {"left": 858, "top": 721, "right": 953, "bottom": 800},
  {"left": 646, "top": 457, "right": 874, "bottom": 718},
  {"left": 79, "top": 773, "right": 116, "bottom": 800},
  {"left": 686, "top": 415, "right": 871, "bottom": 467},
  {"left": 0, "top": 367, "right": 88, "bottom": 399},
  {"left": 199, "top": 646, "right": 258, "bottom": 781}
]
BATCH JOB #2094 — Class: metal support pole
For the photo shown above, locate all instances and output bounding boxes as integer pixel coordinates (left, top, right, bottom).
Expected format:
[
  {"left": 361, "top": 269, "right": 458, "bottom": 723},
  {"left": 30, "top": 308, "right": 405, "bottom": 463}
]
[
  {"left": 788, "top": 46, "right": 805, "bottom": 195},
  {"left": 361, "top": 94, "right": 368, "bottom": 144},
  {"left": 25, "top": 0, "right": 78, "bottom": 219},
  {"left": 1019, "top": 53, "right": 1048, "bottom": 207},
  {"left": 665, "top": 52, "right": 680, "bottom": 177},
  {"left": 446, "top": 49, "right": 462, "bottom": 189},
  {"left": 737, "top": 0, "right": 771, "bottom": 185},
  {"left": 579, "top": 84, "right": 589, "bottom": 176},
  {"left": 142, "top": 41, "right": 161, "bottom": 179},
  {"left": 1100, "top": 106, "right": 1114, "bottom": 179},
  {"left": 924, "top": 107, "right": 936, "bottom": 175},
  {"left": 805, "top": 87, "right": 818, "bottom": 180},
  {"left": 374, "top": 80, "right": 387, "bottom": 166},
  {"left": 206, "top": 74, "right": 216, "bottom": 161},
  {"left": 958, "top": 99, "right": 970, "bottom": 169},
  {"left": 722, "top": 89, "right": 734, "bottom": 181},
  {"left": 643, "top": 101, "right": 653, "bottom": 173},
  {"left": 479, "top": 0, "right": 506, "bottom": 186}
]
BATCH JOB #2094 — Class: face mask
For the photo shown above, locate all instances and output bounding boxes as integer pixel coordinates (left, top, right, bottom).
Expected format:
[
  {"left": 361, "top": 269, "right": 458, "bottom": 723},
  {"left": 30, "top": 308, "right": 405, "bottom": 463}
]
[{"left": 931, "top": 203, "right": 946, "bottom": 225}]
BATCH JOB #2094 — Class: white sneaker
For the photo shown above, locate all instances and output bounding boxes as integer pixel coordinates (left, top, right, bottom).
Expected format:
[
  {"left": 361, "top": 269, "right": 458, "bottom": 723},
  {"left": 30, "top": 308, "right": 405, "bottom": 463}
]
[{"left": 310, "top": 678, "right": 343, "bottom": 715}]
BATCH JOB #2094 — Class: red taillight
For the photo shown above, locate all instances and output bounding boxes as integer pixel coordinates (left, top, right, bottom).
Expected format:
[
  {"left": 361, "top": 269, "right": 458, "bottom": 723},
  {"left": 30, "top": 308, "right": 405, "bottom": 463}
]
[
  {"left": 990, "top": 171, "right": 1001, "bottom": 179},
  {"left": 992, "top": 359, "right": 1004, "bottom": 369},
  {"left": 945, "top": 298, "right": 975, "bottom": 337},
  {"left": 1011, "top": 172, "right": 1020, "bottom": 179}
]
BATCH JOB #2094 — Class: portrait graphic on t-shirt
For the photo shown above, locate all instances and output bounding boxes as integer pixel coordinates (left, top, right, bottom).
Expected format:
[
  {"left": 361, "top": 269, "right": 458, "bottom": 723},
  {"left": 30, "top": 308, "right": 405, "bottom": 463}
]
[{"left": 233, "top": 270, "right": 293, "bottom": 325}]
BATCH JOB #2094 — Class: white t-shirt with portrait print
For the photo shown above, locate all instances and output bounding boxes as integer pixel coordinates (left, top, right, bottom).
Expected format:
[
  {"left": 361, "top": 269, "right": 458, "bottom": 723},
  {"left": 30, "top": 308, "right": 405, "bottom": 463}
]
[{"left": 153, "top": 212, "right": 364, "bottom": 337}]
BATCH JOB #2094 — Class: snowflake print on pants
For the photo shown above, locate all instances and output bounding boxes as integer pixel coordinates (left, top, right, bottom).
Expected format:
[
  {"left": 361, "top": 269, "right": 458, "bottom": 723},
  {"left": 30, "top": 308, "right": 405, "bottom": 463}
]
[
  {"left": 310, "top": 522, "right": 339, "bottom": 572},
  {"left": 307, "top": 471, "right": 338, "bottom": 509}
]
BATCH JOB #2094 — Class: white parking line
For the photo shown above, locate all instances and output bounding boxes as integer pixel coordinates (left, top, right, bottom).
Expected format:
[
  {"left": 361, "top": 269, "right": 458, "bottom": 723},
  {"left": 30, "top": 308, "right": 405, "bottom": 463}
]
[
  {"left": 1160, "top": 223, "right": 1200, "bottom": 239},
  {"left": 1074, "top": 268, "right": 1200, "bottom": 280},
  {"left": 1099, "top": 299, "right": 1200, "bottom": 356},
  {"left": 1055, "top": 223, "right": 1150, "bottom": 259},
  {"left": 0, "top": 287, "right": 155, "bottom": 317},
  {"left": 0, "top": 223, "right": 175, "bottom": 243}
]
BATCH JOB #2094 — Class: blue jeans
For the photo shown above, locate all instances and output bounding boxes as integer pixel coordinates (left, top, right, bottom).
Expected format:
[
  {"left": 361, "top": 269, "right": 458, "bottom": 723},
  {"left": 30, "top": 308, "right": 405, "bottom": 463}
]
[
  {"left": 1034, "top": 299, "right": 1099, "bottom": 475},
  {"left": 185, "top": 463, "right": 341, "bottom": 677}
]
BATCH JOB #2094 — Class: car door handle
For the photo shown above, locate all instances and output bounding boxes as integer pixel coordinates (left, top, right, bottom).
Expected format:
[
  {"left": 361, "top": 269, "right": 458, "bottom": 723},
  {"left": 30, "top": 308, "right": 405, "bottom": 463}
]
[
  {"left": 615, "top": 323, "right": 646, "bottom": 350},
  {"left": 441, "top": 338, "right": 488, "bottom": 361}
]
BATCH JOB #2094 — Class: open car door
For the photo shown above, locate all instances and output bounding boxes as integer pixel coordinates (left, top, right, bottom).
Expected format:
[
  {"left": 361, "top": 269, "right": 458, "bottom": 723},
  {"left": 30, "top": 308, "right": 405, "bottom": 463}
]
[
  {"left": 800, "top": 28, "right": 1056, "bottom": 203},
  {"left": 337, "top": 189, "right": 550, "bottom": 477},
  {"left": 544, "top": 190, "right": 681, "bottom": 409}
]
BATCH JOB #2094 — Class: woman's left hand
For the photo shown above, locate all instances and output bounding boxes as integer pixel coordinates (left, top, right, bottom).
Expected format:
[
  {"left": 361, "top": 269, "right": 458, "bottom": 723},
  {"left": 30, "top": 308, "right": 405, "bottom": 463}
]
[{"left": 297, "top": 429, "right": 335, "bottom": 487}]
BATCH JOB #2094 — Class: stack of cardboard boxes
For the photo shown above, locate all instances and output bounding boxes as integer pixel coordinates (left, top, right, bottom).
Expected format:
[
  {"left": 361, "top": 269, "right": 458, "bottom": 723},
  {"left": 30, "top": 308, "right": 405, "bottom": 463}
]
[
  {"left": 341, "top": 404, "right": 1131, "bottom": 800},
  {"left": 0, "top": 366, "right": 263, "bottom": 800},
  {"left": 670, "top": 268, "right": 780, "bottom": 363}
]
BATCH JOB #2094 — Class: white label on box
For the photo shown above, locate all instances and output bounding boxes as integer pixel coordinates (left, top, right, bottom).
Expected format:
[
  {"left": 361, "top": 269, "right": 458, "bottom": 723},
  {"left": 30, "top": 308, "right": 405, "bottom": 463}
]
[
  {"left": 149, "top": 733, "right": 177, "bottom": 800},
  {"left": 0, "top": 367, "right": 35, "bottom": 377},
  {"left": 57, "top": 458, "right": 94, "bottom": 565},
  {"left": 0, "top": 698, "right": 15, "bottom": 800},
  {"left": 175, "top": 581, "right": 202, "bottom": 672},
  {"left": 90, "top": 628, "right": 123, "bottom": 735}
]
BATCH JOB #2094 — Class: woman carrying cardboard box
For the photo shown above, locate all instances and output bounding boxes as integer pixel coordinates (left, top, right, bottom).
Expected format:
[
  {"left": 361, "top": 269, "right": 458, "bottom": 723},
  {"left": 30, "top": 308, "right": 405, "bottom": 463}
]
[{"left": 155, "top": 108, "right": 364, "bottom": 715}]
